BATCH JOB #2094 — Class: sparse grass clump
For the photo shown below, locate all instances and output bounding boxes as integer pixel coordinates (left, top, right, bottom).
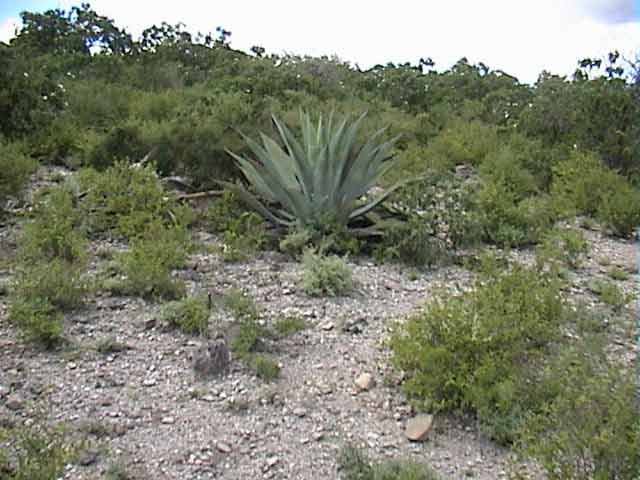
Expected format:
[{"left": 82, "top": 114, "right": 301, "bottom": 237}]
[
  {"left": 220, "top": 212, "right": 268, "bottom": 262},
  {"left": 7, "top": 296, "right": 63, "bottom": 348},
  {"left": 302, "top": 249, "right": 353, "bottom": 297},
  {"left": 161, "top": 296, "right": 209, "bottom": 335},
  {"left": 338, "top": 444, "right": 441, "bottom": 480},
  {"left": 607, "top": 267, "right": 630, "bottom": 281}
]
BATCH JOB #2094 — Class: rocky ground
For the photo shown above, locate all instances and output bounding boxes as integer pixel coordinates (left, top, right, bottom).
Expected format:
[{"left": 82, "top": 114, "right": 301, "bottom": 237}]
[{"left": 0, "top": 170, "right": 638, "bottom": 480}]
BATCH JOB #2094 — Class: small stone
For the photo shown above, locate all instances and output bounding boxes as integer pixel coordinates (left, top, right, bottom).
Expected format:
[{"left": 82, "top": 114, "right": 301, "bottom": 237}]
[
  {"left": 161, "top": 416, "right": 175, "bottom": 424},
  {"left": 5, "top": 394, "right": 24, "bottom": 411},
  {"left": 293, "top": 407, "right": 307, "bottom": 418},
  {"left": 216, "top": 442, "right": 232, "bottom": 453},
  {"left": 142, "top": 378, "right": 156, "bottom": 387},
  {"left": 202, "top": 395, "right": 216, "bottom": 402},
  {"left": 405, "top": 414, "right": 434, "bottom": 441},
  {"left": 320, "top": 321, "right": 334, "bottom": 331},
  {"left": 354, "top": 373, "right": 375, "bottom": 391},
  {"left": 67, "top": 362, "right": 77, "bottom": 370},
  {"left": 0, "top": 385, "right": 8, "bottom": 398},
  {"left": 313, "top": 432, "right": 324, "bottom": 441},
  {"left": 142, "top": 318, "right": 156, "bottom": 331}
]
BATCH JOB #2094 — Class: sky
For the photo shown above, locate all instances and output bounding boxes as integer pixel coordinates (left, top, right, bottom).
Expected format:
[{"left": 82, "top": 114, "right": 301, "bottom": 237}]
[{"left": 0, "top": 0, "right": 638, "bottom": 83}]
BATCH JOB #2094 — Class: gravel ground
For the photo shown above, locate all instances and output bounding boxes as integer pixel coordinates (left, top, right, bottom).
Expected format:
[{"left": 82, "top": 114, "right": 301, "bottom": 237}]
[{"left": 0, "top": 173, "right": 638, "bottom": 480}]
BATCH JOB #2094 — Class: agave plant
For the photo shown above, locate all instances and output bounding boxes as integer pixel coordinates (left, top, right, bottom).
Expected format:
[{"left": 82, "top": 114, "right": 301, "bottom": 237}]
[{"left": 223, "top": 111, "right": 406, "bottom": 234}]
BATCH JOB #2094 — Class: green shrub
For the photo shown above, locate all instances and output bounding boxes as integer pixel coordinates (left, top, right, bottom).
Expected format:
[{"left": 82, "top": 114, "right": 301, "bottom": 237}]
[
  {"left": 273, "top": 315, "right": 307, "bottom": 337},
  {"left": 537, "top": 227, "right": 589, "bottom": 269},
  {"left": 423, "top": 118, "right": 499, "bottom": 170},
  {"left": 87, "top": 123, "right": 149, "bottom": 170},
  {"left": 223, "top": 288, "right": 260, "bottom": 321},
  {"left": 0, "top": 422, "right": 74, "bottom": 480},
  {"left": 338, "top": 445, "right": 441, "bottom": 480},
  {"left": 7, "top": 296, "right": 63, "bottom": 348},
  {"left": 12, "top": 260, "right": 86, "bottom": 311},
  {"left": 477, "top": 182, "right": 555, "bottom": 247},
  {"left": 231, "top": 316, "right": 267, "bottom": 358},
  {"left": 161, "top": 296, "right": 209, "bottom": 335},
  {"left": 551, "top": 151, "right": 640, "bottom": 237},
  {"left": 115, "top": 222, "right": 190, "bottom": 300},
  {"left": 391, "top": 258, "right": 565, "bottom": 443},
  {"left": 0, "top": 141, "right": 36, "bottom": 208},
  {"left": 205, "top": 189, "right": 249, "bottom": 233},
  {"left": 597, "top": 183, "right": 640, "bottom": 237},
  {"left": 279, "top": 228, "right": 313, "bottom": 257},
  {"left": 520, "top": 344, "right": 640, "bottom": 480},
  {"left": 589, "top": 279, "right": 632, "bottom": 310},
  {"left": 220, "top": 212, "right": 268, "bottom": 262},
  {"left": 302, "top": 250, "right": 353, "bottom": 297},
  {"left": 607, "top": 267, "right": 630, "bottom": 281},
  {"left": 78, "top": 162, "right": 192, "bottom": 239},
  {"left": 19, "top": 187, "right": 86, "bottom": 264},
  {"left": 251, "top": 354, "right": 280, "bottom": 381}
]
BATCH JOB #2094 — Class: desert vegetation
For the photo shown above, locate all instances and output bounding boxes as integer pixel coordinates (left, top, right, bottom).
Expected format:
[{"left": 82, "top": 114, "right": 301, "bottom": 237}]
[{"left": 0, "top": 4, "right": 639, "bottom": 480}]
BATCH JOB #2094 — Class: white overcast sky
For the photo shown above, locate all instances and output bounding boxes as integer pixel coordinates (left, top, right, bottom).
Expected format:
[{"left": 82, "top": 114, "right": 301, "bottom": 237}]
[{"left": 1, "top": 0, "right": 638, "bottom": 83}]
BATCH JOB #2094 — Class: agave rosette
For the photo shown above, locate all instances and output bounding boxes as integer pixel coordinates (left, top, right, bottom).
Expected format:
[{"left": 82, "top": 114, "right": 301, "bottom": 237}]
[{"left": 223, "top": 111, "right": 406, "bottom": 233}]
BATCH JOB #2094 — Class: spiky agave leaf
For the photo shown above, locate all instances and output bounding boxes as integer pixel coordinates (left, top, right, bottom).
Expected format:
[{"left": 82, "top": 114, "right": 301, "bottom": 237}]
[{"left": 224, "top": 111, "right": 405, "bottom": 233}]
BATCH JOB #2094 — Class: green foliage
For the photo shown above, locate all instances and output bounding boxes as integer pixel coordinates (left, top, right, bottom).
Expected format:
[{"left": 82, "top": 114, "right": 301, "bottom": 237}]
[
  {"left": 477, "top": 183, "right": 555, "bottom": 247},
  {"left": 223, "top": 288, "right": 260, "bottom": 321},
  {"left": 225, "top": 110, "right": 402, "bottom": 235},
  {"left": 589, "top": 279, "right": 632, "bottom": 310},
  {"left": 250, "top": 354, "right": 280, "bottom": 381},
  {"left": 205, "top": 189, "right": 248, "bottom": 233},
  {"left": 114, "top": 221, "right": 190, "bottom": 300},
  {"left": 273, "top": 315, "right": 307, "bottom": 337},
  {"left": 537, "top": 227, "right": 589, "bottom": 269},
  {"left": 19, "top": 187, "right": 86, "bottom": 263},
  {"left": 7, "top": 296, "right": 63, "bottom": 348},
  {"left": 338, "top": 445, "right": 440, "bottom": 480},
  {"left": 607, "top": 267, "right": 630, "bottom": 281},
  {"left": 12, "top": 259, "right": 86, "bottom": 311},
  {"left": 0, "top": 423, "right": 74, "bottom": 480},
  {"left": 551, "top": 151, "right": 640, "bottom": 237},
  {"left": 423, "top": 118, "right": 499, "bottom": 171},
  {"left": 78, "top": 161, "right": 192, "bottom": 239},
  {"left": 520, "top": 344, "right": 640, "bottom": 480},
  {"left": 9, "top": 186, "right": 87, "bottom": 346},
  {"left": 220, "top": 212, "right": 268, "bottom": 262},
  {"left": 391, "top": 258, "right": 565, "bottom": 443},
  {"left": 279, "top": 228, "right": 313, "bottom": 257},
  {"left": 161, "top": 296, "right": 209, "bottom": 335},
  {"left": 302, "top": 249, "right": 354, "bottom": 297},
  {"left": 0, "top": 141, "right": 36, "bottom": 208},
  {"left": 87, "top": 123, "right": 149, "bottom": 170},
  {"left": 379, "top": 173, "right": 483, "bottom": 266}
]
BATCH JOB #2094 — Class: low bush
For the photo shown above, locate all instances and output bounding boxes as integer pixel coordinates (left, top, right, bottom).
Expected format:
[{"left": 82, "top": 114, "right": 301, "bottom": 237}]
[
  {"left": 78, "top": 162, "right": 193, "bottom": 239},
  {"left": 12, "top": 260, "right": 86, "bottom": 311},
  {"left": 87, "top": 123, "right": 149, "bottom": 170},
  {"left": 273, "top": 315, "right": 307, "bottom": 337},
  {"left": 589, "top": 279, "right": 632, "bottom": 310},
  {"left": 551, "top": 151, "right": 640, "bottom": 237},
  {"left": 338, "top": 444, "right": 441, "bottom": 480},
  {"left": 7, "top": 296, "right": 63, "bottom": 348},
  {"left": 302, "top": 250, "right": 353, "bottom": 297},
  {"left": 114, "top": 221, "right": 190, "bottom": 300},
  {"left": 251, "top": 354, "right": 280, "bottom": 381},
  {"left": 379, "top": 173, "right": 483, "bottom": 266},
  {"left": 391, "top": 258, "right": 565, "bottom": 443},
  {"left": 520, "top": 343, "right": 640, "bottom": 480},
  {"left": 161, "top": 296, "right": 209, "bottom": 335},
  {"left": 220, "top": 212, "right": 269, "bottom": 262},
  {"left": 0, "top": 141, "right": 36, "bottom": 209},
  {"left": 0, "top": 422, "right": 75, "bottom": 480},
  {"left": 19, "top": 187, "right": 86, "bottom": 264},
  {"left": 537, "top": 227, "right": 589, "bottom": 270}
]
